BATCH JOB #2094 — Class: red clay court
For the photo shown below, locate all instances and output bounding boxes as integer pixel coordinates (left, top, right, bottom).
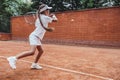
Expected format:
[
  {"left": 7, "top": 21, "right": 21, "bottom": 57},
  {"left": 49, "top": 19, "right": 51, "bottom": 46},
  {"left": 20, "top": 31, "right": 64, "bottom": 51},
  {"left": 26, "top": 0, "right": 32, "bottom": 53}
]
[{"left": 0, "top": 41, "right": 120, "bottom": 80}]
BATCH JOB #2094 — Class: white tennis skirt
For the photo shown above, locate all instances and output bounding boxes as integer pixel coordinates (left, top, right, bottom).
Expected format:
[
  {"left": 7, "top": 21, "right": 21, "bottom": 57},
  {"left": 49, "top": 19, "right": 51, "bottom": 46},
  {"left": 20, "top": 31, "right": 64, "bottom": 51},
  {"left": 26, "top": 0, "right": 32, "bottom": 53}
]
[{"left": 29, "top": 34, "right": 42, "bottom": 45}]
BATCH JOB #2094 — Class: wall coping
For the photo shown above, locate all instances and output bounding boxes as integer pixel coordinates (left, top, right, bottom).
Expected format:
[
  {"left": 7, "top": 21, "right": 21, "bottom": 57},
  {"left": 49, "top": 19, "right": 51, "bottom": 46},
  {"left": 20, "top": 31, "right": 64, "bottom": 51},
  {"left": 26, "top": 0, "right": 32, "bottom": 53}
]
[{"left": 0, "top": 32, "right": 11, "bottom": 34}]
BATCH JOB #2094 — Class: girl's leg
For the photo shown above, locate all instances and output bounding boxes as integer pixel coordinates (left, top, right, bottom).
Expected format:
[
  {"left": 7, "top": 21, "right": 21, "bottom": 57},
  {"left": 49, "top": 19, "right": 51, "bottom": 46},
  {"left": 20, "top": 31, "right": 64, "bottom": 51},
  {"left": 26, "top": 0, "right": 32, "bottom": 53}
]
[
  {"left": 31, "top": 45, "right": 43, "bottom": 69},
  {"left": 16, "top": 45, "right": 37, "bottom": 59},
  {"left": 7, "top": 45, "right": 37, "bottom": 69},
  {"left": 34, "top": 45, "right": 43, "bottom": 63}
]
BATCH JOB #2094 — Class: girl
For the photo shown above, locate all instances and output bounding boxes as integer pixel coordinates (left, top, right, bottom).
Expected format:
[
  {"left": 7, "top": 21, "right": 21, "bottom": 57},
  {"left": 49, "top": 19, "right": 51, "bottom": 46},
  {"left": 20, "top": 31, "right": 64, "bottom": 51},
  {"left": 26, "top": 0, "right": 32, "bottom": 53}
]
[{"left": 7, "top": 4, "right": 58, "bottom": 70}]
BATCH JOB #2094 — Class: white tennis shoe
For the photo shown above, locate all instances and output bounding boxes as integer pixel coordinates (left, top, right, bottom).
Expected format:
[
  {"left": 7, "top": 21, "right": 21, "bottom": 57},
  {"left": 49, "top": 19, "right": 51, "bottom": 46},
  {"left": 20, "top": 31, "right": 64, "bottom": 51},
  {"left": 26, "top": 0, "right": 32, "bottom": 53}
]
[
  {"left": 31, "top": 63, "right": 42, "bottom": 70},
  {"left": 7, "top": 56, "right": 17, "bottom": 69}
]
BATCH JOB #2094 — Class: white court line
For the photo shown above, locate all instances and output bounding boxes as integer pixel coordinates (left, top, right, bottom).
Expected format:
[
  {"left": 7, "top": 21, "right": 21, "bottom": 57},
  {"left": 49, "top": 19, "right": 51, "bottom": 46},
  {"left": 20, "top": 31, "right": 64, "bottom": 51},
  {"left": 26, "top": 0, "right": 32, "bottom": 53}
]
[{"left": 0, "top": 56, "right": 113, "bottom": 80}]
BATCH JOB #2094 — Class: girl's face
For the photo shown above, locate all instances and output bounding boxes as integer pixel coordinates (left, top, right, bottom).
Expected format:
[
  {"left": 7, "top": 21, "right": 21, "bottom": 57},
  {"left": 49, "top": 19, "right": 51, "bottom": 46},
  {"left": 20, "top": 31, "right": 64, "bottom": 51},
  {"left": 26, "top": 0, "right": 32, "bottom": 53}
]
[{"left": 44, "top": 10, "right": 50, "bottom": 16}]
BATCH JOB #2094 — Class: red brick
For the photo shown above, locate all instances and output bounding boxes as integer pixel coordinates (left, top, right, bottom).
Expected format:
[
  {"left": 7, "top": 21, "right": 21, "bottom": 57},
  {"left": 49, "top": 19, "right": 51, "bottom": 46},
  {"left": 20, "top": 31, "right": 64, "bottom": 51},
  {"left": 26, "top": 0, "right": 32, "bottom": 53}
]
[{"left": 0, "top": 33, "right": 12, "bottom": 41}]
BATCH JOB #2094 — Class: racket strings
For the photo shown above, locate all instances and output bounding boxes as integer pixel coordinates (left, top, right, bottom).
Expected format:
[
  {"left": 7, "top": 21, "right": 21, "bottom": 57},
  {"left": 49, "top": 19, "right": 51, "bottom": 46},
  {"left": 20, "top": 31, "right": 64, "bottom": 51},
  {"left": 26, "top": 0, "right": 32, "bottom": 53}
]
[{"left": 24, "top": 13, "right": 37, "bottom": 24}]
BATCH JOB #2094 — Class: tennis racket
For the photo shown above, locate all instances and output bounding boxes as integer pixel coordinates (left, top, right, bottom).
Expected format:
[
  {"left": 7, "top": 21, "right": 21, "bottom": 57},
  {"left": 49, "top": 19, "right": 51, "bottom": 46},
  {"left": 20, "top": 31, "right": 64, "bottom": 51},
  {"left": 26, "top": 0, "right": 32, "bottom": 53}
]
[{"left": 24, "top": 12, "right": 37, "bottom": 24}]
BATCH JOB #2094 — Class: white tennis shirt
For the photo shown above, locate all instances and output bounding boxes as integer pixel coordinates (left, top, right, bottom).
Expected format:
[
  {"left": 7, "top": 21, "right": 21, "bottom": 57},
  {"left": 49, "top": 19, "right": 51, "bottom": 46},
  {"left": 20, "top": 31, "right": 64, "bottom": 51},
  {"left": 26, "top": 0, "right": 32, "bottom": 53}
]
[{"left": 30, "top": 14, "right": 57, "bottom": 40}]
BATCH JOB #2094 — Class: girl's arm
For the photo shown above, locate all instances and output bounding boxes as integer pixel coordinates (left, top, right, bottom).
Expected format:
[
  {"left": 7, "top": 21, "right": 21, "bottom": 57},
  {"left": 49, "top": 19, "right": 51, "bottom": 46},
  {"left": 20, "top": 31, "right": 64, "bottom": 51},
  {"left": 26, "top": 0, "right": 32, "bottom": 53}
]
[
  {"left": 37, "top": 6, "right": 56, "bottom": 32},
  {"left": 49, "top": 13, "right": 58, "bottom": 22},
  {"left": 38, "top": 12, "right": 54, "bottom": 32}
]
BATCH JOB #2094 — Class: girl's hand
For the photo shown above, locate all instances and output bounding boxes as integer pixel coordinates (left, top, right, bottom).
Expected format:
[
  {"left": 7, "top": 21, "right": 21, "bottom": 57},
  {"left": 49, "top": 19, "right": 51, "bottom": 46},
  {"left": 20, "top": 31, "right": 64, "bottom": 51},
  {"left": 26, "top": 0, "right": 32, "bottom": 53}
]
[
  {"left": 50, "top": 14, "right": 58, "bottom": 21},
  {"left": 49, "top": 13, "right": 55, "bottom": 17},
  {"left": 47, "top": 27, "right": 55, "bottom": 32}
]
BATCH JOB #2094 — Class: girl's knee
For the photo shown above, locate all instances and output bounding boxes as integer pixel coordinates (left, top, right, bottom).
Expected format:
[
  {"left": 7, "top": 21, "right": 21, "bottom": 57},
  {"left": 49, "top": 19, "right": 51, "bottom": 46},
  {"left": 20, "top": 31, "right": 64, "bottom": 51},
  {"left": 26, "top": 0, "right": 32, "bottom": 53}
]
[
  {"left": 37, "top": 46, "right": 43, "bottom": 53},
  {"left": 29, "top": 50, "right": 35, "bottom": 55},
  {"left": 41, "top": 50, "right": 44, "bottom": 53},
  {"left": 39, "top": 50, "right": 44, "bottom": 53},
  {"left": 30, "top": 52, "right": 34, "bottom": 55}
]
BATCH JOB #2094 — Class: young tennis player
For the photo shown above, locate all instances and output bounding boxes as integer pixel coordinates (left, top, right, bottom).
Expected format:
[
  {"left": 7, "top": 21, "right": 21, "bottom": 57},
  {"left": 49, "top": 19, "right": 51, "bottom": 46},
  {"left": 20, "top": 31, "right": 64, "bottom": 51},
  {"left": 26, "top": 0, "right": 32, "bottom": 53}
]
[{"left": 7, "top": 4, "right": 58, "bottom": 70}]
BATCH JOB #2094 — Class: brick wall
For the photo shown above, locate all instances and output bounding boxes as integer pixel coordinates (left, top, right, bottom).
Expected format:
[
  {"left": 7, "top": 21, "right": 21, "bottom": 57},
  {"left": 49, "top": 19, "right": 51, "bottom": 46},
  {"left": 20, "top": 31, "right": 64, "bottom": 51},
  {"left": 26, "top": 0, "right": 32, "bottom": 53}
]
[
  {"left": 11, "top": 7, "right": 120, "bottom": 46},
  {"left": 0, "top": 33, "right": 12, "bottom": 41}
]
